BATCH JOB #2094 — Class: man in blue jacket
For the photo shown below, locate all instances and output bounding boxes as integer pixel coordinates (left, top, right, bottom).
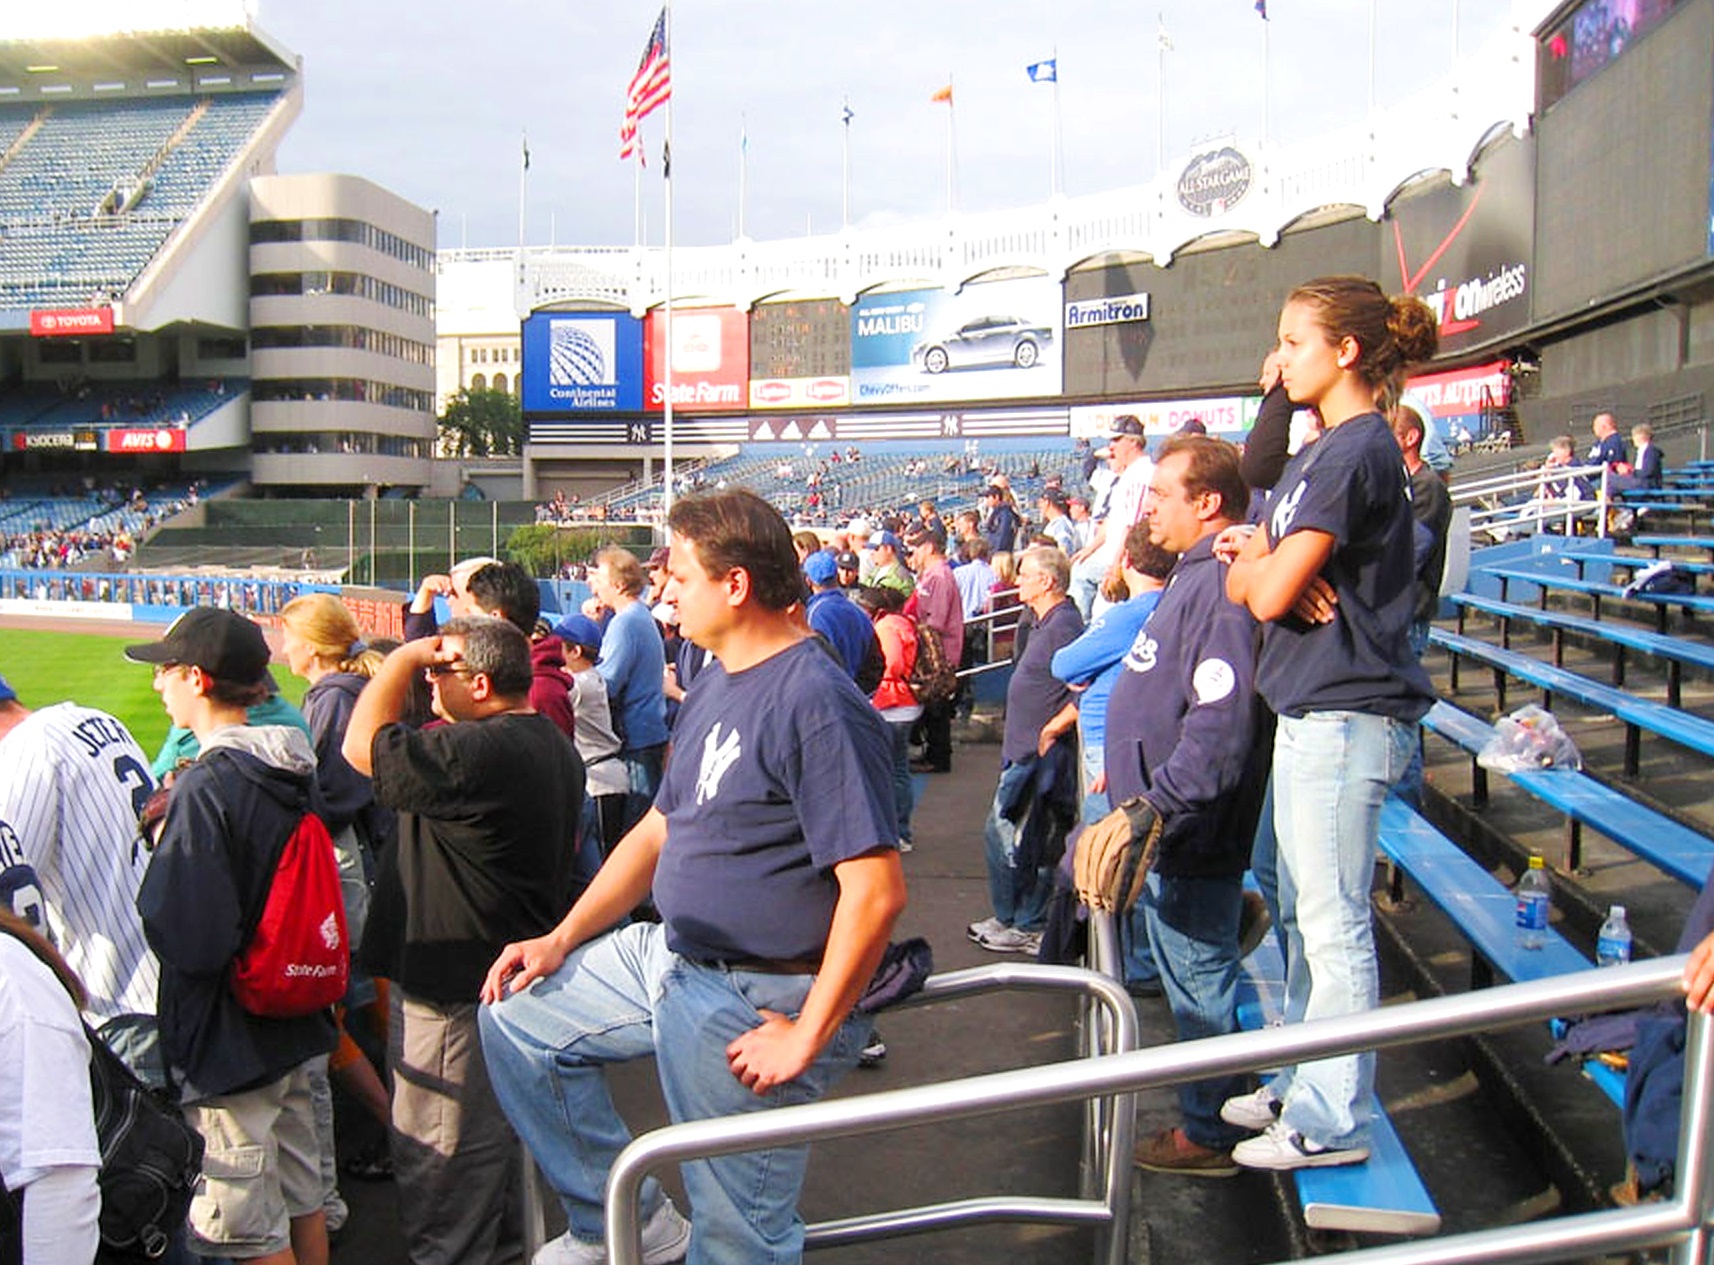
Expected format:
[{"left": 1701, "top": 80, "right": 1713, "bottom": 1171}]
[
  {"left": 1078, "top": 436, "right": 1272, "bottom": 1176},
  {"left": 804, "top": 549, "right": 877, "bottom": 683}
]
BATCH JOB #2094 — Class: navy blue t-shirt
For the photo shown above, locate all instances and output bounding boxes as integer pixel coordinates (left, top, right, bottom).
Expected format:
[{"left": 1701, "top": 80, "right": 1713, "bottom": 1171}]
[
  {"left": 1253, "top": 412, "right": 1434, "bottom": 721},
  {"left": 653, "top": 637, "right": 899, "bottom": 963},
  {"left": 1002, "top": 600, "right": 1085, "bottom": 764}
]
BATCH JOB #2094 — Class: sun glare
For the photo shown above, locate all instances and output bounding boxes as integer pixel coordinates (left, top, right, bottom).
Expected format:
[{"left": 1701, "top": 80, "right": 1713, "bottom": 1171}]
[{"left": 7, "top": 0, "right": 255, "bottom": 42}]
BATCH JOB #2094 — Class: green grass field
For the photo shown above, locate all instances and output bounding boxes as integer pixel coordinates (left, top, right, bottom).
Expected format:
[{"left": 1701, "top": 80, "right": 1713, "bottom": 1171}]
[{"left": 0, "top": 628, "right": 307, "bottom": 756}]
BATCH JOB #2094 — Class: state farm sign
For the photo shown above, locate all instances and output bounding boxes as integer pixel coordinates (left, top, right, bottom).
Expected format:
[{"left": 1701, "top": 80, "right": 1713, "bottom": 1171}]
[
  {"left": 645, "top": 309, "right": 750, "bottom": 413},
  {"left": 30, "top": 308, "right": 115, "bottom": 337},
  {"left": 106, "top": 428, "right": 186, "bottom": 454}
]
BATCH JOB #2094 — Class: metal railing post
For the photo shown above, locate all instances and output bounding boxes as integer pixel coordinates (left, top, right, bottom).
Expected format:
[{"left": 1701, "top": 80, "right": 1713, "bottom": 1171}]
[{"left": 1668, "top": 1007, "right": 1714, "bottom": 1265}]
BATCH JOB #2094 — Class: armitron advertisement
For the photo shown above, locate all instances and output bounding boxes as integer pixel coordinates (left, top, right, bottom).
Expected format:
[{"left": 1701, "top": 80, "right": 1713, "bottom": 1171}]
[
  {"left": 644, "top": 308, "right": 749, "bottom": 413},
  {"left": 521, "top": 311, "right": 644, "bottom": 413},
  {"left": 1380, "top": 134, "right": 1534, "bottom": 357},
  {"left": 851, "top": 277, "right": 1061, "bottom": 405},
  {"left": 105, "top": 427, "right": 187, "bottom": 453},
  {"left": 750, "top": 299, "right": 851, "bottom": 409}
]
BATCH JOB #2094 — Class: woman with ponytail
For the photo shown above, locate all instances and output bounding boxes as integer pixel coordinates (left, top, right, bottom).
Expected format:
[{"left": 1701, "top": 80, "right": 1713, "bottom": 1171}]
[
  {"left": 1221, "top": 277, "right": 1439, "bottom": 1171},
  {"left": 279, "top": 594, "right": 395, "bottom": 1187},
  {"left": 0, "top": 909, "right": 100, "bottom": 1265}
]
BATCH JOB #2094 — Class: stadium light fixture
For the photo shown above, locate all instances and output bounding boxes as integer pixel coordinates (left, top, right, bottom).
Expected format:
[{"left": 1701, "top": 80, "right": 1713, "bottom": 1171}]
[
  {"left": 25, "top": 65, "right": 61, "bottom": 74},
  {"left": 185, "top": 55, "right": 220, "bottom": 65}
]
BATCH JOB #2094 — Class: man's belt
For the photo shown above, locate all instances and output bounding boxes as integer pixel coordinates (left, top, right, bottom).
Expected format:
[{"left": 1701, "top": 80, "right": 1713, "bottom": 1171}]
[{"left": 702, "top": 956, "right": 822, "bottom": 976}]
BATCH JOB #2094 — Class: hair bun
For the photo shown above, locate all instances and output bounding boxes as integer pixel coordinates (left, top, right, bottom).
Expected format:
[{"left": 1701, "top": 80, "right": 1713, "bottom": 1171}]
[{"left": 1388, "top": 294, "right": 1440, "bottom": 366}]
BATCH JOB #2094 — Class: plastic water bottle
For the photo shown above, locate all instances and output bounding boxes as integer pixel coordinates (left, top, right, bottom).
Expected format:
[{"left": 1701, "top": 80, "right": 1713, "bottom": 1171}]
[
  {"left": 1596, "top": 905, "right": 1633, "bottom": 967},
  {"left": 1515, "top": 855, "right": 1551, "bottom": 950}
]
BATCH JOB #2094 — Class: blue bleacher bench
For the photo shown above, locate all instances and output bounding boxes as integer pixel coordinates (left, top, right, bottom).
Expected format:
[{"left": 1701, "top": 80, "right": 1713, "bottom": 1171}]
[
  {"left": 1478, "top": 563, "right": 1714, "bottom": 634},
  {"left": 1451, "top": 591, "right": 1714, "bottom": 709},
  {"left": 1419, "top": 700, "right": 1714, "bottom": 884},
  {"left": 1633, "top": 534, "right": 1714, "bottom": 560},
  {"left": 1430, "top": 627, "right": 1714, "bottom": 776},
  {"left": 1236, "top": 932, "right": 1441, "bottom": 1235}
]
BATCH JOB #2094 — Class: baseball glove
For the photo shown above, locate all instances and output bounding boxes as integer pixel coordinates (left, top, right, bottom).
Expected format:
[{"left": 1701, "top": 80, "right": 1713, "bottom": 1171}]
[{"left": 1073, "top": 796, "right": 1163, "bottom": 913}]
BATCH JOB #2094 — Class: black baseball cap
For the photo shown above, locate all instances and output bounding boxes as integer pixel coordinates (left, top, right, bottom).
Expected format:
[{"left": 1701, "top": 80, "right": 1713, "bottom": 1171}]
[
  {"left": 124, "top": 608, "right": 271, "bottom": 684},
  {"left": 1106, "top": 415, "right": 1146, "bottom": 441}
]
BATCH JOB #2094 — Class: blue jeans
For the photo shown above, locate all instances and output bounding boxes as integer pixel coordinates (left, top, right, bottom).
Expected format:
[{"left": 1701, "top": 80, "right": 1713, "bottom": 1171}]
[
  {"left": 621, "top": 744, "right": 666, "bottom": 836},
  {"left": 1249, "top": 775, "right": 1293, "bottom": 975},
  {"left": 1142, "top": 871, "right": 1248, "bottom": 1149},
  {"left": 887, "top": 720, "right": 916, "bottom": 845},
  {"left": 982, "top": 761, "right": 1053, "bottom": 932},
  {"left": 477, "top": 922, "right": 871, "bottom": 1265},
  {"left": 1393, "top": 622, "right": 1432, "bottom": 807},
  {"left": 1268, "top": 711, "right": 1413, "bottom": 1150}
]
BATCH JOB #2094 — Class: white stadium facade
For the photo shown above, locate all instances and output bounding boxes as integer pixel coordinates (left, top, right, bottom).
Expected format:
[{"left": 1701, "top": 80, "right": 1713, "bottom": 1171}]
[{"left": 2, "top": 0, "right": 1714, "bottom": 506}]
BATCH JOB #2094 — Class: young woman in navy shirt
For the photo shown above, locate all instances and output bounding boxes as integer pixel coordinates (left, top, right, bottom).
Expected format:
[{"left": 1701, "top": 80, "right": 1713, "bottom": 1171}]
[{"left": 1222, "top": 276, "right": 1439, "bottom": 1170}]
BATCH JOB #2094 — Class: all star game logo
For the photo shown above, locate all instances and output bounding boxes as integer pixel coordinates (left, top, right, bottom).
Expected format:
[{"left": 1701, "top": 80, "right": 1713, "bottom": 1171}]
[{"left": 1177, "top": 146, "right": 1253, "bottom": 218}]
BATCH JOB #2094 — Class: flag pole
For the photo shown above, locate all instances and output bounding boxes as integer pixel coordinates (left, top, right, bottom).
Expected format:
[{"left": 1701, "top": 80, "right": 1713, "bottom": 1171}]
[
  {"left": 841, "top": 98, "right": 852, "bottom": 229},
  {"left": 1050, "top": 47, "right": 1061, "bottom": 197},
  {"left": 1156, "top": 17, "right": 1168, "bottom": 176},
  {"left": 634, "top": 154, "right": 643, "bottom": 246},
  {"left": 945, "top": 73, "right": 956, "bottom": 214},
  {"left": 518, "top": 130, "right": 528, "bottom": 251},
  {"left": 737, "top": 113, "right": 747, "bottom": 240},
  {"left": 661, "top": 0, "right": 675, "bottom": 522},
  {"left": 1262, "top": 16, "right": 1271, "bottom": 148}
]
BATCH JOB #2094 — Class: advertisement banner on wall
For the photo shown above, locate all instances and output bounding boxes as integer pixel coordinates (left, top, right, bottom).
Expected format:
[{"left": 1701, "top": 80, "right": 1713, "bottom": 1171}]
[
  {"left": 644, "top": 308, "right": 749, "bottom": 412},
  {"left": 29, "top": 308, "right": 114, "bottom": 337},
  {"left": 105, "top": 427, "right": 187, "bottom": 453},
  {"left": 748, "top": 376, "right": 851, "bottom": 409},
  {"left": 850, "top": 277, "right": 1061, "bottom": 405},
  {"left": 521, "top": 312, "right": 644, "bottom": 413},
  {"left": 1070, "top": 396, "right": 1262, "bottom": 442},
  {"left": 1380, "top": 134, "right": 1534, "bottom": 357},
  {"left": 1403, "top": 360, "right": 1511, "bottom": 441}
]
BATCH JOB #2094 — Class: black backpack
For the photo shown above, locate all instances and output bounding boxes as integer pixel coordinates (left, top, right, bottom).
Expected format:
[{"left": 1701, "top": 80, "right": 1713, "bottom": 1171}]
[
  {"left": 0, "top": 926, "right": 203, "bottom": 1262},
  {"left": 87, "top": 1022, "right": 204, "bottom": 1262},
  {"left": 854, "top": 626, "right": 886, "bottom": 697}
]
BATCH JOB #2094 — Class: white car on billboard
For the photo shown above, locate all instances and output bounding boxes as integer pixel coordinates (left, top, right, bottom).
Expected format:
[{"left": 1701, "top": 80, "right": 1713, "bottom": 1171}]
[{"left": 910, "top": 315, "right": 1054, "bottom": 374}]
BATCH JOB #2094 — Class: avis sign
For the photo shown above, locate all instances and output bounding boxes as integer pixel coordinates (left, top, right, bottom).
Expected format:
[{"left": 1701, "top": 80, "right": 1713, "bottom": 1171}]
[
  {"left": 106, "top": 428, "right": 186, "bottom": 453},
  {"left": 29, "top": 308, "right": 115, "bottom": 337}
]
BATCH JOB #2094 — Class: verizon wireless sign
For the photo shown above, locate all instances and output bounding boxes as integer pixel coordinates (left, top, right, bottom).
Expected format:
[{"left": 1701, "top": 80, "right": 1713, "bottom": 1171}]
[
  {"left": 29, "top": 308, "right": 115, "bottom": 337},
  {"left": 106, "top": 428, "right": 186, "bottom": 454}
]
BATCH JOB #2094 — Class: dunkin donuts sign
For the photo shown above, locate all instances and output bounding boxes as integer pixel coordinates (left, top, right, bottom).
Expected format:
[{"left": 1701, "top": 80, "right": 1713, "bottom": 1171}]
[{"left": 29, "top": 308, "right": 115, "bottom": 337}]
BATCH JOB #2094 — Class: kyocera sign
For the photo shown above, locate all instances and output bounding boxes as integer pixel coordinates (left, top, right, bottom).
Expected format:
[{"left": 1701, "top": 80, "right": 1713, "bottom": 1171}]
[
  {"left": 106, "top": 428, "right": 186, "bottom": 453},
  {"left": 30, "top": 308, "right": 115, "bottom": 337}
]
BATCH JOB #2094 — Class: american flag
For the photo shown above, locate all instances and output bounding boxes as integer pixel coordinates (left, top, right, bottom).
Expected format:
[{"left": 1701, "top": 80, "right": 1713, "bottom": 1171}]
[{"left": 618, "top": 8, "right": 670, "bottom": 162}]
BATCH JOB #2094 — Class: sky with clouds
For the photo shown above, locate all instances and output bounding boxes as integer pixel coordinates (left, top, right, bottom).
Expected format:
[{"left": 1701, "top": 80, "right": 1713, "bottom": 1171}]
[{"left": 253, "top": 1, "right": 1542, "bottom": 251}]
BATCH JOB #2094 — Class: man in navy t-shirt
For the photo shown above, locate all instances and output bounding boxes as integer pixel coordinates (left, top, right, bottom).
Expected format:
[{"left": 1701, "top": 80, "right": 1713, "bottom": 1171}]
[{"left": 478, "top": 489, "right": 906, "bottom": 1265}]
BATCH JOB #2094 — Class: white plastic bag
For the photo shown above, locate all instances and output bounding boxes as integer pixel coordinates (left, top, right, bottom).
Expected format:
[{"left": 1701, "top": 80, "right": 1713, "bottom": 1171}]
[{"left": 1477, "top": 704, "right": 1582, "bottom": 772}]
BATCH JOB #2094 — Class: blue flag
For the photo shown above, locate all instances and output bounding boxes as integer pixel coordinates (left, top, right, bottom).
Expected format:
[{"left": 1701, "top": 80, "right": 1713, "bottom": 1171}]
[{"left": 1026, "top": 58, "right": 1057, "bottom": 83}]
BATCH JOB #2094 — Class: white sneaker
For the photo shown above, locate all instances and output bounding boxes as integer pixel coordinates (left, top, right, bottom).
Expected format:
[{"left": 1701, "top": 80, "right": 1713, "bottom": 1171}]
[
  {"left": 533, "top": 1199, "right": 691, "bottom": 1265},
  {"left": 1219, "top": 1085, "right": 1282, "bottom": 1131},
  {"left": 1231, "top": 1121, "right": 1369, "bottom": 1171},
  {"left": 967, "top": 915, "right": 1006, "bottom": 943},
  {"left": 976, "top": 925, "right": 1042, "bottom": 955}
]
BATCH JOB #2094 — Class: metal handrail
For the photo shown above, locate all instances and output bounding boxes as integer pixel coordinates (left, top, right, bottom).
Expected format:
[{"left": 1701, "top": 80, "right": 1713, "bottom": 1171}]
[
  {"left": 607, "top": 956, "right": 1714, "bottom": 1265},
  {"left": 1455, "top": 461, "right": 1614, "bottom": 540}
]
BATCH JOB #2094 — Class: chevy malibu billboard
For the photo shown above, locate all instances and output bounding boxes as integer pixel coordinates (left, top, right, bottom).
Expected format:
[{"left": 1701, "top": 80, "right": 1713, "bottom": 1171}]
[
  {"left": 521, "top": 311, "right": 644, "bottom": 413},
  {"left": 851, "top": 277, "right": 1061, "bottom": 405}
]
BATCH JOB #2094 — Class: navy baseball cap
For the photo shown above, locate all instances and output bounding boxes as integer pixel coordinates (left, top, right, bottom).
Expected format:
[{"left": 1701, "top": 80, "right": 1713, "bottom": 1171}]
[
  {"left": 835, "top": 551, "right": 861, "bottom": 572},
  {"left": 553, "top": 613, "right": 605, "bottom": 654},
  {"left": 124, "top": 608, "right": 271, "bottom": 685},
  {"left": 803, "top": 550, "right": 839, "bottom": 586},
  {"left": 1106, "top": 415, "right": 1147, "bottom": 441},
  {"left": 867, "top": 530, "right": 903, "bottom": 551}
]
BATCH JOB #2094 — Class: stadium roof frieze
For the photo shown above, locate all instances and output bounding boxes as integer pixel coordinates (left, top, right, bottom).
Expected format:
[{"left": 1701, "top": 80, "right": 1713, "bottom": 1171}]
[{"left": 450, "top": 19, "right": 1536, "bottom": 321}]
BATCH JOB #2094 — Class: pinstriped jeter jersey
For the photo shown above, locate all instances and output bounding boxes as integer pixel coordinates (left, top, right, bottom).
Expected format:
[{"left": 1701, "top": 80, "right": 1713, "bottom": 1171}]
[{"left": 0, "top": 703, "right": 159, "bottom": 1022}]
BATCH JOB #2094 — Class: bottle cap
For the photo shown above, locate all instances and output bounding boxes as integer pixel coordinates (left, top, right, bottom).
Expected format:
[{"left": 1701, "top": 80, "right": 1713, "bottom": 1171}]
[
  {"left": 1611, "top": 904, "right": 1627, "bottom": 919},
  {"left": 1528, "top": 855, "right": 1545, "bottom": 869}
]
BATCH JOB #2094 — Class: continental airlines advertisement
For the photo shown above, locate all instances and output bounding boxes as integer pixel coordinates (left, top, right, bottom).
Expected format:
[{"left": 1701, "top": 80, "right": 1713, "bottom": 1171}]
[
  {"left": 521, "top": 312, "right": 644, "bottom": 413},
  {"left": 850, "top": 277, "right": 1061, "bottom": 404}
]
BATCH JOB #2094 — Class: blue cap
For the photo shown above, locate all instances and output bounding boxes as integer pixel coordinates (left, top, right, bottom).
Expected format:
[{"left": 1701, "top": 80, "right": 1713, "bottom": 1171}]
[
  {"left": 0, "top": 674, "right": 14, "bottom": 704},
  {"left": 553, "top": 613, "right": 605, "bottom": 654},
  {"left": 803, "top": 550, "right": 838, "bottom": 586}
]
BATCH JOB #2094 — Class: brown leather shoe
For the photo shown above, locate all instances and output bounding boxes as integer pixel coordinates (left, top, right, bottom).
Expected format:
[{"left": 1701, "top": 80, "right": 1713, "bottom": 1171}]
[{"left": 1133, "top": 1126, "right": 1239, "bottom": 1178}]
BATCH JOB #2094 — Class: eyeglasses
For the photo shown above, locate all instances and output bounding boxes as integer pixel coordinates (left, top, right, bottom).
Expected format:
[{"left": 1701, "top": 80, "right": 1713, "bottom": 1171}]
[{"left": 423, "top": 662, "right": 473, "bottom": 679}]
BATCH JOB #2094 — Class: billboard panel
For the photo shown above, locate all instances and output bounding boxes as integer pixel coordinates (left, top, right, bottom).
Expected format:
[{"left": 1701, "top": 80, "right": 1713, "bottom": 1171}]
[
  {"left": 1404, "top": 361, "right": 1511, "bottom": 442},
  {"left": 1070, "top": 396, "right": 1261, "bottom": 443},
  {"left": 30, "top": 308, "right": 114, "bottom": 337},
  {"left": 1379, "top": 134, "right": 1534, "bottom": 356},
  {"left": 851, "top": 277, "right": 1061, "bottom": 405},
  {"left": 521, "top": 312, "right": 644, "bottom": 413},
  {"left": 644, "top": 307, "right": 749, "bottom": 412},
  {"left": 749, "top": 298, "right": 851, "bottom": 405},
  {"left": 106, "top": 427, "right": 187, "bottom": 454}
]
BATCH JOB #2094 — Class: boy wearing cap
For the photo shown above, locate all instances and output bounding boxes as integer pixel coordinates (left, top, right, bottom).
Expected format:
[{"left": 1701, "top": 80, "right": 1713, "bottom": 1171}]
[
  {"left": 866, "top": 531, "right": 914, "bottom": 595},
  {"left": 129, "top": 608, "right": 337, "bottom": 1265},
  {"left": 554, "top": 615, "right": 630, "bottom": 856}
]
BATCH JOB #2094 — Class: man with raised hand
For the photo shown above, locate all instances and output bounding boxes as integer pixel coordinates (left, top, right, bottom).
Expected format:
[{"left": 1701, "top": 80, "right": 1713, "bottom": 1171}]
[{"left": 478, "top": 488, "right": 905, "bottom": 1265}]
